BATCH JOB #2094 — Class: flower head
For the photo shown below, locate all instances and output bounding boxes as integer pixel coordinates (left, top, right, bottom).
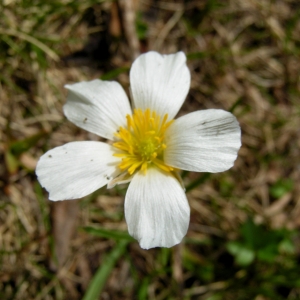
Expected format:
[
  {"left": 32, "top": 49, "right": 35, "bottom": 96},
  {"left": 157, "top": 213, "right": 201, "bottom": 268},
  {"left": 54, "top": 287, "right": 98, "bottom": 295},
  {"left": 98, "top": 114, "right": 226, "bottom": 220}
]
[
  {"left": 113, "top": 108, "right": 174, "bottom": 174},
  {"left": 36, "top": 51, "right": 241, "bottom": 249}
]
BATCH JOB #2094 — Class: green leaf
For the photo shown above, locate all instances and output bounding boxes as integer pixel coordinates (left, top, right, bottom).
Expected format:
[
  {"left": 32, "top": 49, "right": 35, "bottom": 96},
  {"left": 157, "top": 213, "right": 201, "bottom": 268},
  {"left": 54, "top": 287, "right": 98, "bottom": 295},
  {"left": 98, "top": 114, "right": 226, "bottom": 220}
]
[
  {"left": 279, "top": 238, "right": 295, "bottom": 255},
  {"left": 270, "top": 179, "right": 294, "bottom": 199},
  {"left": 100, "top": 66, "right": 129, "bottom": 81},
  {"left": 4, "top": 150, "right": 19, "bottom": 174},
  {"left": 227, "top": 241, "right": 255, "bottom": 266},
  {"left": 219, "top": 179, "right": 234, "bottom": 197},
  {"left": 240, "top": 219, "right": 258, "bottom": 249},
  {"left": 158, "top": 247, "right": 171, "bottom": 267},
  {"left": 235, "top": 247, "right": 255, "bottom": 266},
  {"left": 186, "top": 52, "right": 208, "bottom": 60},
  {"left": 137, "top": 278, "right": 149, "bottom": 300},
  {"left": 82, "top": 226, "right": 134, "bottom": 241},
  {"left": 257, "top": 244, "right": 278, "bottom": 263},
  {"left": 227, "top": 241, "right": 243, "bottom": 256},
  {"left": 136, "top": 13, "right": 148, "bottom": 40},
  {"left": 185, "top": 173, "right": 210, "bottom": 192},
  {"left": 9, "top": 130, "right": 48, "bottom": 156},
  {"left": 82, "top": 240, "right": 128, "bottom": 300},
  {"left": 240, "top": 219, "right": 283, "bottom": 250},
  {"left": 206, "top": 294, "right": 223, "bottom": 300}
]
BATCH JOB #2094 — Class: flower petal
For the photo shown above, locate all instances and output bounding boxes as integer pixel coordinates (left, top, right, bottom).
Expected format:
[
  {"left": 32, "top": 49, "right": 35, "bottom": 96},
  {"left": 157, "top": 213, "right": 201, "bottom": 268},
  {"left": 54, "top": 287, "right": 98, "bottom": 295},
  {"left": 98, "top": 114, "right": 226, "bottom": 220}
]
[
  {"left": 125, "top": 167, "right": 190, "bottom": 249},
  {"left": 130, "top": 52, "right": 190, "bottom": 119},
  {"left": 64, "top": 80, "right": 132, "bottom": 140},
  {"left": 164, "top": 109, "right": 241, "bottom": 172},
  {"left": 36, "top": 141, "right": 120, "bottom": 201}
]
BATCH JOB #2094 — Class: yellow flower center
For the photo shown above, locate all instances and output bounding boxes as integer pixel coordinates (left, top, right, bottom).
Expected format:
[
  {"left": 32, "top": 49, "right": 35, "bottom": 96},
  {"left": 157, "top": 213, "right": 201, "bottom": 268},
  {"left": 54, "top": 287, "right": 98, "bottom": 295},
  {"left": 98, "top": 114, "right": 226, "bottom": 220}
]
[{"left": 113, "top": 108, "right": 174, "bottom": 175}]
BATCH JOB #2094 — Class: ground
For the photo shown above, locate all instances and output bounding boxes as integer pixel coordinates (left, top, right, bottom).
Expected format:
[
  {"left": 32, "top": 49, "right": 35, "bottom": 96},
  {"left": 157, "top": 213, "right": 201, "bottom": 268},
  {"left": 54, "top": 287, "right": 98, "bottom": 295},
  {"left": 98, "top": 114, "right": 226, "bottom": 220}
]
[{"left": 0, "top": 0, "right": 300, "bottom": 299}]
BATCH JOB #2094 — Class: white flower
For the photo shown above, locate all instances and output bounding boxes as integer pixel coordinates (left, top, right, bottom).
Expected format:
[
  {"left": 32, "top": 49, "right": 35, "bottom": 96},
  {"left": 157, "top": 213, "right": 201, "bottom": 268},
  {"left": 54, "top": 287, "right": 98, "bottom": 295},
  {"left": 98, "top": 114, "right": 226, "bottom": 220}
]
[{"left": 36, "top": 51, "right": 241, "bottom": 249}]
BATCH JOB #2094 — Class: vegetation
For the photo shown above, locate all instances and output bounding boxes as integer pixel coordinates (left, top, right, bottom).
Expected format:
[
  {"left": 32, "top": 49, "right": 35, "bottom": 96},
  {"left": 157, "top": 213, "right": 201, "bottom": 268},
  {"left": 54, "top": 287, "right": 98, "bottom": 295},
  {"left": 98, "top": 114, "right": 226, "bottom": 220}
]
[{"left": 0, "top": 0, "right": 300, "bottom": 299}]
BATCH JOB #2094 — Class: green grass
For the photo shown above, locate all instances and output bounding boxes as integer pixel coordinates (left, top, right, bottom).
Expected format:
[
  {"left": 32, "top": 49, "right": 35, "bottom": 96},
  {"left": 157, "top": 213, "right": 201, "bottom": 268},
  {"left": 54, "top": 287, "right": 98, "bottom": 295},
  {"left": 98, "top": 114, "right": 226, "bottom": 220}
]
[{"left": 1, "top": 0, "right": 300, "bottom": 299}]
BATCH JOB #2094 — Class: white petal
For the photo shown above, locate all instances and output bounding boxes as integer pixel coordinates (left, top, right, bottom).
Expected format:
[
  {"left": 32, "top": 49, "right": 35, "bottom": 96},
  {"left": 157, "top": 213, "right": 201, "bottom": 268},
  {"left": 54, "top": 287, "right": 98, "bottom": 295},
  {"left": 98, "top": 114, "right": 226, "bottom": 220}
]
[
  {"left": 164, "top": 109, "right": 241, "bottom": 172},
  {"left": 125, "top": 167, "right": 190, "bottom": 249},
  {"left": 64, "top": 80, "right": 132, "bottom": 140},
  {"left": 130, "top": 52, "right": 190, "bottom": 119},
  {"left": 36, "top": 141, "right": 120, "bottom": 201}
]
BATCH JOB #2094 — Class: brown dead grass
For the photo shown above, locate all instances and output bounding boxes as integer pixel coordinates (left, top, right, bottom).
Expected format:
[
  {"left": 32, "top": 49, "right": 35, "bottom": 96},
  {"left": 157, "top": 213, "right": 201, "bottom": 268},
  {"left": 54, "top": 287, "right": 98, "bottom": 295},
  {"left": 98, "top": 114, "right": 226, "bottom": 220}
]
[{"left": 0, "top": 0, "right": 300, "bottom": 299}]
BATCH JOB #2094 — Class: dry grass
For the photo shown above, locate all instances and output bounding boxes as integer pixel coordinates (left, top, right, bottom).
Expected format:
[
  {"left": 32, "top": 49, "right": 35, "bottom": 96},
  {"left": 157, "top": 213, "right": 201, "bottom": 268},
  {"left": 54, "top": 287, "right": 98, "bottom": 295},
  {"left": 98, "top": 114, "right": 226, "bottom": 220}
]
[{"left": 1, "top": 0, "right": 300, "bottom": 299}]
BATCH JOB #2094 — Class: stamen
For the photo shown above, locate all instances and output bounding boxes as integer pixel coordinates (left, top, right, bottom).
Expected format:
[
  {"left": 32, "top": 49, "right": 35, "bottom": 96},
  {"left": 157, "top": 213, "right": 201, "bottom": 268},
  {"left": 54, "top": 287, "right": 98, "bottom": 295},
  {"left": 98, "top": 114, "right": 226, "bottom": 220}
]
[{"left": 113, "top": 109, "right": 174, "bottom": 175}]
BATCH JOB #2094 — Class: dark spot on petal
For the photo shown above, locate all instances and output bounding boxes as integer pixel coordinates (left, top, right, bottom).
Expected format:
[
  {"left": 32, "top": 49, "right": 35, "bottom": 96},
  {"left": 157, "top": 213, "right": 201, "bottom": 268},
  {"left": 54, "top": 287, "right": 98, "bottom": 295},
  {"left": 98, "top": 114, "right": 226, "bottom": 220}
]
[
  {"left": 48, "top": 155, "right": 52, "bottom": 158},
  {"left": 83, "top": 117, "right": 88, "bottom": 123}
]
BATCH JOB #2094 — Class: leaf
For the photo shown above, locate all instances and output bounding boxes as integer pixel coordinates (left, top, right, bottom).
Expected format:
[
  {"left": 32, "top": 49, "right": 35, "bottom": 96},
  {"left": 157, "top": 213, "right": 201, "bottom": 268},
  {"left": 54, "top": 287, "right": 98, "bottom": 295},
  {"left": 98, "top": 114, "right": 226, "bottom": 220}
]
[
  {"left": 227, "top": 241, "right": 255, "bottom": 266},
  {"left": 185, "top": 173, "right": 210, "bottom": 192},
  {"left": 9, "top": 130, "right": 48, "bottom": 156},
  {"left": 240, "top": 219, "right": 258, "bottom": 249},
  {"left": 4, "top": 150, "right": 19, "bottom": 174},
  {"left": 270, "top": 179, "right": 294, "bottom": 199},
  {"left": 235, "top": 247, "right": 255, "bottom": 266},
  {"left": 82, "top": 226, "right": 134, "bottom": 241},
  {"left": 257, "top": 245, "right": 278, "bottom": 263},
  {"left": 100, "top": 66, "right": 129, "bottom": 80},
  {"left": 186, "top": 52, "right": 208, "bottom": 60},
  {"left": 240, "top": 219, "right": 282, "bottom": 250},
  {"left": 137, "top": 278, "right": 149, "bottom": 300},
  {"left": 227, "top": 241, "right": 243, "bottom": 256},
  {"left": 206, "top": 294, "right": 223, "bottom": 300},
  {"left": 279, "top": 238, "right": 295, "bottom": 255},
  {"left": 158, "top": 247, "right": 171, "bottom": 267},
  {"left": 136, "top": 13, "right": 148, "bottom": 40},
  {"left": 82, "top": 240, "right": 128, "bottom": 300}
]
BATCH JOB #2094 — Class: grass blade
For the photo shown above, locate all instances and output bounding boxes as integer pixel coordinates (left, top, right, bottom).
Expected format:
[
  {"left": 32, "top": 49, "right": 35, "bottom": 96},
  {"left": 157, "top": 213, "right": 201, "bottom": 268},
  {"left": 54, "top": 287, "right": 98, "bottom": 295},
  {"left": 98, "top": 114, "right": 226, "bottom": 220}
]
[
  {"left": 82, "top": 226, "right": 134, "bottom": 241},
  {"left": 82, "top": 240, "right": 128, "bottom": 300}
]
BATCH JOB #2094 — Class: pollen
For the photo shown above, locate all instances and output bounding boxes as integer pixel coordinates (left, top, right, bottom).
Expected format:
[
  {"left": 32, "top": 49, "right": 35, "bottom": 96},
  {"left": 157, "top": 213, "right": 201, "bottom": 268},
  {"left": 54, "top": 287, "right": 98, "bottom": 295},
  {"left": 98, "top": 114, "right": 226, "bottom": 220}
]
[{"left": 113, "top": 109, "right": 174, "bottom": 175}]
